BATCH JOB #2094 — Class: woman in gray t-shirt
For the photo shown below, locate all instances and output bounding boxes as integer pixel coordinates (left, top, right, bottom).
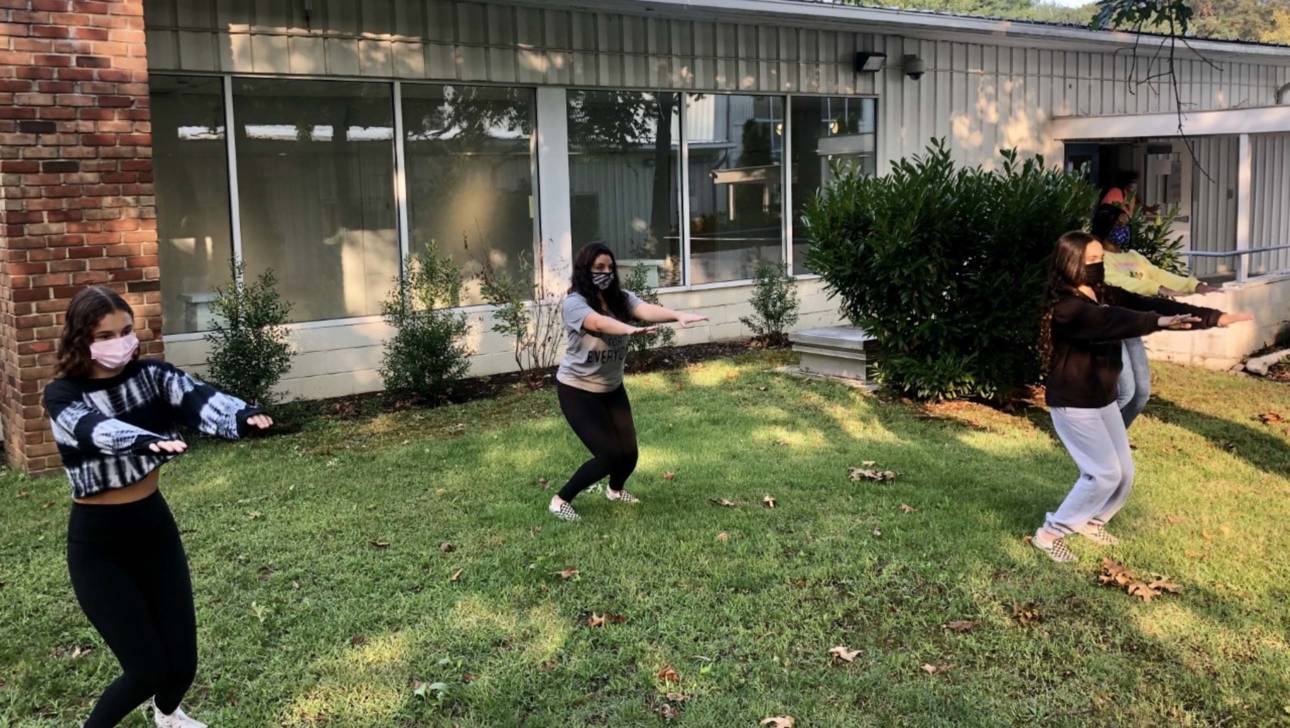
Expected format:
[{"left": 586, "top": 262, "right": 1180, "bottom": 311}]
[{"left": 547, "top": 242, "right": 707, "bottom": 522}]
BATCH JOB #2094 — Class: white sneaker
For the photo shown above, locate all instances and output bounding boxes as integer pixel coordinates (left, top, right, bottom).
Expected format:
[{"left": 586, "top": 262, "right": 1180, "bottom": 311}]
[{"left": 153, "top": 701, "right": 207, "bottom": 728}]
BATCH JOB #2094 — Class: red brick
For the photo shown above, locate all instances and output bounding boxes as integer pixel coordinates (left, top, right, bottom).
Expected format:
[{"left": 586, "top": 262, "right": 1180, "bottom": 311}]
[
  {"left": 15, "top": 65, "right": 54, "bottom": 80},
  {"left": 33, "top": 54, "right": 72, "bottom": 67},
  {"left": 0, "top": 79, "right": 33, "bottom": 92},
  {"left": 40, "top": 160, "right": 77, "bottom": 173},
  {"left": 18, "top": 120, "right": 57, "bottom": 134},
  {"left": 0, "top": 107, "right": 37, "bottom": 119},
  {"left": 97, "top": 94, "right": 133, "bottom": 107},
  {"left": 1, "top": 160, "right": 40, "bottom": 173},
  {"left": 74, "top": 55, "right": 110, "bottom": 68},
  {"left": 36, "top": 80, "right": 76, "bottom": 93},
  {"left": 56, "top": 67, "right": 94, "bottom": 81},
  {"left": 32, "top": 0, "right": 72, "bottom": 11},
  {"left": 69, "top": 25, "right": 108, "bottom": 41},
  {"left": 31, "top": 25, "right": 70, "bottom": 39},
  {"left": 12, "top": 37, "right": 54, "bottom": 53}
]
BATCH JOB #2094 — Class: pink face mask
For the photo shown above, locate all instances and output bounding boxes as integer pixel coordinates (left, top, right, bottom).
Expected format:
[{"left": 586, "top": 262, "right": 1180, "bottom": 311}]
[{"left": 89, "top": 332, "right": 139, "bottom": 370}]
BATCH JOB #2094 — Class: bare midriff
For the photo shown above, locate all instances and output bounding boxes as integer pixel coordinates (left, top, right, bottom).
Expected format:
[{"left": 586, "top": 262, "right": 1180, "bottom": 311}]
[{"left": 73, "top": 467, "right": 159, "bottom": 505}]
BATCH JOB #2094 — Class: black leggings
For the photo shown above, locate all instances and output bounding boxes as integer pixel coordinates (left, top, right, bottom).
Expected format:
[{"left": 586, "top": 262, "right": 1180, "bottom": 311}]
[
  {"left": 67, "top": 490, "right": 197, "bottom": 727},
  {"left": 557, "top": 383, "right": 639, "bottom": 502}
]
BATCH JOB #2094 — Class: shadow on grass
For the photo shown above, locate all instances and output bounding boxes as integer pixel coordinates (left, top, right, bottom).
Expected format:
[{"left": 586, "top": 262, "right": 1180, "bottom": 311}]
[{"left": 1148, "top": 397, "right": 1290, "bottom": 478}]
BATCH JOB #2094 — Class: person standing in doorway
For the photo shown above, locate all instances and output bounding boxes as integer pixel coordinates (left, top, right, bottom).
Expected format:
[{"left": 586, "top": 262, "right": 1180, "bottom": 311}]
[
  {"left": 1032, "top": 232, "right": 1251, "bottom": 563},
  {"left": 548, "top": 242, "right": 708, "bottom": 522},
  {"left": 45, "top": 286, "right": 273, "bottom": 727},
  {"left": 1090, "top": 203, "right": 1223, "bottom": 428},
  {"left": 1098, "top": 169, "right": 1158, "bottom": 247}
]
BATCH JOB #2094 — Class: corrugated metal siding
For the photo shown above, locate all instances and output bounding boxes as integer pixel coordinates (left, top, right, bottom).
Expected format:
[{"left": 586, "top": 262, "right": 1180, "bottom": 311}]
[
  {"left": 1249, "top": 133, "right": 1290, "bottom": 276},
  {"left": 1189, "top": 136, "right": 1239, "bottom": 279},
  {"left": 144, "top": 0, "right": 1290, "bottom": 170}
]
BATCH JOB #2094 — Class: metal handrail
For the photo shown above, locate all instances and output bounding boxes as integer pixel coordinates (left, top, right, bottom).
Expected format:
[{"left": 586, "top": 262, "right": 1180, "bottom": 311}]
[{"left": 1183, "top": 244, "right": 1290, "bottom": 282}]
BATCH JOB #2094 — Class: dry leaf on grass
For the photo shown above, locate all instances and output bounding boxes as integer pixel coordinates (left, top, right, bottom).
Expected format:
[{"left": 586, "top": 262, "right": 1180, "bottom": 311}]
[
  {"left": 537, "top": 477, "right": 550, "bottom": 489},
  {"left": 872, "top": 527, "right": 882, "bottom": 537},
  {"left": 921, "top": 663, "right": 954, "bottom": 675},
  {"left": 760, "top": 717, "right": 796, "bottom": 728},
  {"left": 708, "top": 498, "right": 740, "bottom": 508},
  {"left": 449, "top": 569, "right": 463, "bottom": 582},
  {"left": 1257, "top": 411, "right": 1285, "bottom": 425},
  {"left": 15, "top": 491, "right": 28, "bottom": 498},
  {"left": 1021, "top": 534, "right": 1034, "bottom": 546},
  {"left": 539, "top": 660, "right": 557, "bottom": 672},
  {"left": 555, "top": 567, "right": 579, "bottom": 581},
  {"left": 245, "top": 511, "right": 262, "bottom": 520},
  {"left": 659, "top": 703, "right": 679, "bottom": 720},
  {"left": 899, "top": 503, "right": 918, "bottom": 513},
  {"left": 762, "top": 494, "right": 777, "bottom": 509},
  {"left": 944, "top": 620, "right": 977, "bottom": 633},
  {"left": 665, "top": 692, "right": 690, "bottom": 702},
  {"left": 657, "top": 665, "right": 681, "bottom": 683},
  {"left": 587, "top": 613, "right": 606, "bottom": 628},
  {"left": 828, "top": 645, "right": 861, "bottom": 663},
  {"left": 369, "top": 539, "right": 391, "bottom": 549},
  {"left": 849, "top": 467, "right": 898, "bottom": 482},
  {"left": 439, "top": 542, "right": 456, "bottom": 553},
  {"left": 1098, "top": 558, "right": 1183, "bottom": 602},
  {"left": 462, "top": 673, "right": 475, "bottom": 684},
  {"left": 1011, "top": 602, "right": 1041, "bottom": 626},
  {"left": 716, "top": 531, "right": 730, "bottom": 542},
  {"left": 350, "top": 635, "right": 367, "bottom": 647},
  {"left": 662, "top": 471, "right": 677, "bottom": 481},
  {"left": 1165, "top": 515, "right": 1185, "bottom": 525}
]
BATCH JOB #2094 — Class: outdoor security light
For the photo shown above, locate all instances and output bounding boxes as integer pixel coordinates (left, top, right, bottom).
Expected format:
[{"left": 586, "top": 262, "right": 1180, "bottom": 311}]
[
  {"left": 854, "top": 52, "right": 887, "bottom": 73},
  {"left": 904, "top": 55, "right": 927, "bottom": 80}
]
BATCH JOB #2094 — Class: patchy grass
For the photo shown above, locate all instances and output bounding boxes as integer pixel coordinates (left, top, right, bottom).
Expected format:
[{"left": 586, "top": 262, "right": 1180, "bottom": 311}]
[{"left": 1, "top": 353, "right": 1288, "bottom": 727}]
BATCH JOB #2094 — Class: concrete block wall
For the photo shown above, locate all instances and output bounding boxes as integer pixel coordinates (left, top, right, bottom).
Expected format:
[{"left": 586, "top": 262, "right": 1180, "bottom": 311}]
[{"left": 1145, "top": 273, "right": 1290, "bottom": 370}]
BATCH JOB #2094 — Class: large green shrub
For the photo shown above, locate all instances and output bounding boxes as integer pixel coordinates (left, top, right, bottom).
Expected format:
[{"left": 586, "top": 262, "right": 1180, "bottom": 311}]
[
  {"left": 380, "top": 244, "right": 472, "bottom": 401},
  {"left": 204, "top": 261, "right": 293, "bottom": 407},
  {"left": 802, "top": 141, "right": 1097, "bottom": 400}
]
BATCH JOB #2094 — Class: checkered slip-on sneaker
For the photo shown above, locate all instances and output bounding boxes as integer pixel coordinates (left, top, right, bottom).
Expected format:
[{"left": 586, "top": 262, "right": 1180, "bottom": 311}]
[
  {"left": 1033, "top": 532, "right": 1078, "bottom": 563},
  {"left": 548, "top": 501, "right": 581, "bottom": 522},
  {"left": 605, "top": 488, "right": 639, "bottom": 504},
  {"left": 1076, "top": 523, "right": 1120, "bottom": 546}
]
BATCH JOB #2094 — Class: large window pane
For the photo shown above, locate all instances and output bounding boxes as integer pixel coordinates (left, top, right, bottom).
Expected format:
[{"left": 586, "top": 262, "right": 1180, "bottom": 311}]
[
  {"left": 151, "top": 75, "right": 233, "bottom": 334},
  {"left": 402, "top": 84, "right": 536, "bottom": 305},
  {"left": 568, "top": 90, "right": 681, "bottom": 288},
  {"left": 233, "top": 78, "right": 398, "bottom": 322},
  {"left": 790, "top": 96, "right": 877, "bottom": 275},
  {"left": 686, "top": 93, "right": 784, "bottom": 284}
]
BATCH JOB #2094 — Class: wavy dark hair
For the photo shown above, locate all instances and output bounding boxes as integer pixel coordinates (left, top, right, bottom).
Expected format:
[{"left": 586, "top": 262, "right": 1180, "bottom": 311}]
[
  {"left": 569, "top": 241, "right": 633, "bottom": 321},
  {"left": 1038, "top": 231, "right": 1101, "bottom": 370},
  {"left": 1090, "top": 202, "right": 1126, "bottom": 244},
  {"left": 56, "top": 285, "right": 137, "bottom": 379}
]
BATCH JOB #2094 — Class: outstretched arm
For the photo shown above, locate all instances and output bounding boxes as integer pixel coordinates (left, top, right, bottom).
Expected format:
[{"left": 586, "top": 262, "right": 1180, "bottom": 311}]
[
  {"left": 44, "top": 382, "right": 178, "bottom": 455},
  {"left": 149, "top": 362, "right": 272, "bottom": 440},
  {"left": 629, "top": 302, "right": 708, "bottom": 328}
]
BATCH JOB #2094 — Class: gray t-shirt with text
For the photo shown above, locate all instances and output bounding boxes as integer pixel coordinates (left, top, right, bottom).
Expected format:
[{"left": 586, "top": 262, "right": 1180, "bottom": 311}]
[{"left": 556, "top": 290, "right": 644, "bottom": 392}]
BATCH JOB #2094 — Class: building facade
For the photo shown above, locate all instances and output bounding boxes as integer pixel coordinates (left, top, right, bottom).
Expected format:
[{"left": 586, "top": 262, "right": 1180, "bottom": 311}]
[{"left": 3, "top": 0, "right": 1290, "bottom": 471}]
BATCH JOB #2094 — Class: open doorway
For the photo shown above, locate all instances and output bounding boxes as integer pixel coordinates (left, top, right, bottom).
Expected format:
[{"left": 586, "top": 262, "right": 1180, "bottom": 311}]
[{"left": 1063, "top": 140, "right": 1193, "bottom": 256}]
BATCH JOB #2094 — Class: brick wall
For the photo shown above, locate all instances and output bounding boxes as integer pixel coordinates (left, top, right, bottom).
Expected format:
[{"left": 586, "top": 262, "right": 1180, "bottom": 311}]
[{"left": 0, "top": 0, "right": 161, "bottom": 473}]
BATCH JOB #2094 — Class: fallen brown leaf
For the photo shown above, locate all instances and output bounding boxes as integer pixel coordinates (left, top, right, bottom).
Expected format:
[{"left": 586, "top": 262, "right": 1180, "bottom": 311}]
[
  {"left": 369, "top": 539, "right": 391, "bottom": 549},
  {"left": 350, "top": 635, "right": 367, "bottom": 647},
  {"left": 828, "top": 645, "right": 861, "bottom": 663},
  {"left": 716, "top": 531, "right": 730, "bottom": 542},
  {"left": 659, "top": 703, "right": 679, "bottom": 720},
  {"left": 538, "top": 477, "right": 550, "bottom": 489},
  {"left": 586, "top": 613, "right": 606, "bottom": 628},
  {"left": 921, "top": 662, "right": 954, "bottom": 675},
  {"left": 762, "top": 494, "right": 777, "bottom": 509},
  {"left": 760, "top": 717, "right": 796, "bottom": 728},
  {"left": 1147, "top": 578, "right": 1182, "bottom": 595},
  {"left": 1021, "top": 534, "right": 1034, "bottom": 546},
  {"left": 606, "top": 613, "right": 628, "bottom": 624},
  {"left": 539, "top": 660, "right": 557, "bottom": 672},
  {"left": 657, "top": 665, "right": 681, "bottom": 683},
  {"left": 1011, "top": 602, "right": 1041, "bottom": 626},
  {"left": 944, "top": 620, "right": 977, "bottom": 633},
  {"left": 462, "top": 673, "right": 475, "bottom": 683},
  {"left": 1165, "top": 515, "right": 1185, "bottom": 525},
  {"left": 449, "top": 568, "right": 463, "bottom": 583},
  {"left": 439, "top": 542, "right": 456, "bottom": 553},
  {"left": 662, "top": 471, "right": 676, "bottom": 481},
  {"left": 665, "top": 692, "right": 690, "bottom": 702},
  {"left": 1258, "top": 411, "right": 1285, "bottom": 425},
  {"left": 15, "top": 491, "right": 28, "bottom": 498},
  {"left": 872, "top": 527, "right": 882, "bottom": 537},
  {"left": 708, "top": 498, "right": 740, "bottom": 508},
  {"left": 899, "top": 503, "right": 918, "bottom": 513},
  {"left": 555, "top": 567, "right": 579, "bottom": 581}
]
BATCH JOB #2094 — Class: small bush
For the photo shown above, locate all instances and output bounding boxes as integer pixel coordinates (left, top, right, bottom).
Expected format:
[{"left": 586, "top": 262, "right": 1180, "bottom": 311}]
[
  {"left": 1126, "top": 205, "right": 1187, "bottom": 274},
  {"left": 380, "top": 243, "right": 472, "bottom": 402},
  {"left": 740, "top": 260, "right": 799, "bottom": 344},
  {"left": 803, "top": 141, "right": 1097, "bottom": 400},
  {"left": 624, "top": 264, "right": 675, "bottom": 355},
  {"left": 204, "top": 260, "right": 293, "bottom": 407},
  {"left": 478, "top": 250, "right": 563, "bottom": 380}
]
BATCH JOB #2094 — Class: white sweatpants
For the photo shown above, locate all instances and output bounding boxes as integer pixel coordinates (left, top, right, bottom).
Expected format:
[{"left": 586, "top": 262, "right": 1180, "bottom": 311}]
[{"left": 1043, "top": 403, "right": 1136, "bottom": 537}]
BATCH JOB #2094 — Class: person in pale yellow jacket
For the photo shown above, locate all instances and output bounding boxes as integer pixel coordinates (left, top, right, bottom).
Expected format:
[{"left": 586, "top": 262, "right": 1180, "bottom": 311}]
[{"left": 1090, "top": 203, "right": 1222, "bottom": 428}]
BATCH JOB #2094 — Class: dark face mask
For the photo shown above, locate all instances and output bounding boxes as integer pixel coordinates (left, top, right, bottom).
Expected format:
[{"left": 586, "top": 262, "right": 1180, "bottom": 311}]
[
  {"left": 1084, "top": 262, "right": 1105, "bottom": 286},
  {"left": 591, "top": 271, "right": 614, "bottom": 290}
]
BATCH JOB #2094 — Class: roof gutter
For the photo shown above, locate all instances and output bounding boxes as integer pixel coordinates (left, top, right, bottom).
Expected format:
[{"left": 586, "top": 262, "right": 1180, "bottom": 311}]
[{"left": 517, "top": 0, "right": 1290, "bottom": 63}]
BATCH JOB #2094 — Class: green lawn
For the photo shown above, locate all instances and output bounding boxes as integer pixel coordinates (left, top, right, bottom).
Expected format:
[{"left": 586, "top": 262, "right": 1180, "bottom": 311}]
[{"left": 2, "top": 353, "right": 1288, "bottom": 727}]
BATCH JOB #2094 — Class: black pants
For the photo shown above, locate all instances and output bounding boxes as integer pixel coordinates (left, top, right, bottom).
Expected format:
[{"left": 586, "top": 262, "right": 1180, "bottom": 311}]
[
  {"left": 67, "top": 490, "right": 197, "bottom": 727},
  {"left": 557, "top": 383, "right": 639, "bottom": 502}
]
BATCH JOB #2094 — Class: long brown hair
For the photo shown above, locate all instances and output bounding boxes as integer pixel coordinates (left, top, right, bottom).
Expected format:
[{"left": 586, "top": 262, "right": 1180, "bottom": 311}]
[
  {"left": 1038, "top": 231, "right": 1100, "bottom": 370},
  {"left": 55, "top": 285, "right": 136, "bottom": 379}
]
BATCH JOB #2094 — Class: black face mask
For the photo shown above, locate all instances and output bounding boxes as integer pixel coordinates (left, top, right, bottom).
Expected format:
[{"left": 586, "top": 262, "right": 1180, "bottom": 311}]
[
  {"left": 1084, "top": 262, "right": 1105, "bottom": 286},
  {"left": 591, "top": 272, "right": 614, "bottom": 290}
]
